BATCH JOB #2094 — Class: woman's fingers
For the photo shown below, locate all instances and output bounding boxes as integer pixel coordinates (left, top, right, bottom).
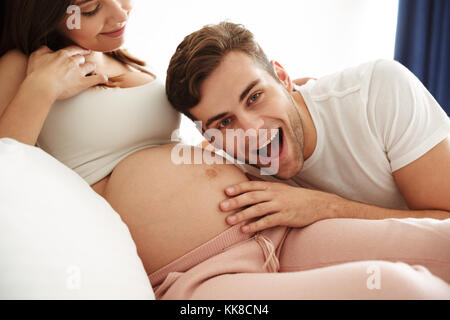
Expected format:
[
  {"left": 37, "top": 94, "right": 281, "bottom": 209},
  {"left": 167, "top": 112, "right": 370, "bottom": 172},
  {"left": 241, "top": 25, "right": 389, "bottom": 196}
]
[
  {"left": 79, "top": 62, "right": 96, "bottom": 76},
  {"left": 71, "top": 54, "right": 86, "bottom": 66},
  {"left": 26, "top": 45, "right": 100, "bottom": 100},
  {"left": 33, "top": 45, "right": 53, "bottom": 56},
  {"left": 33, "top": 45, "right": 89, "bottom": 60},
  {"left": 83, "top": 73, "right": 108, "bottom": 88},
  {"left": 293, "top": 77, "right": 316, "bottom": 86},
  {"left": 59, "top": 46, "right": 91, "bottom": 57}
]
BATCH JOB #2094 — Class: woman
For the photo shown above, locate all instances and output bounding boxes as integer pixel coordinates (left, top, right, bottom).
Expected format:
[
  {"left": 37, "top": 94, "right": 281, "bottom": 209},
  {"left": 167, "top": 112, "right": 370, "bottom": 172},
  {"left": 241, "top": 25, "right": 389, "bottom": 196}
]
[
  {"left": 0, "top": 0, "right": 245, "bottom": 276},
  {"left": 1, "top": 0, "right": 449, "bottom": 299}
]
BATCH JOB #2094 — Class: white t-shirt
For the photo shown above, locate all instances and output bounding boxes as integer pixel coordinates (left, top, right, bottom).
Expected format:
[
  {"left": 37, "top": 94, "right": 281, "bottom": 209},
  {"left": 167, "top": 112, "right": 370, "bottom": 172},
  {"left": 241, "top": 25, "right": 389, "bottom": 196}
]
[{"left": 237, "top": 59, "right": 450, "bottom": 209}]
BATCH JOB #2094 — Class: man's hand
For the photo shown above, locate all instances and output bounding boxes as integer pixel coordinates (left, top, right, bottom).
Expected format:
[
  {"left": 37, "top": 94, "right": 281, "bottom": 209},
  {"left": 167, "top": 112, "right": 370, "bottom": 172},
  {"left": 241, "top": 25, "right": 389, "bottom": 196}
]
[
  {"left": 220, "top": 163, "right": 450, "bottom": 234},
  {"left": 220, "top": 175, "right": 339, "bottom": 233}
]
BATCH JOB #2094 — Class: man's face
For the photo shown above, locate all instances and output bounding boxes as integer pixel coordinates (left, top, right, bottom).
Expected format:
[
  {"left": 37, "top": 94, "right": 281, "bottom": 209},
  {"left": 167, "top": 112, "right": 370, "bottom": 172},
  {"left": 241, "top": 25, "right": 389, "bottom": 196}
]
[{"left": 190, "top": 51, "right": 305, "bottom": 179}]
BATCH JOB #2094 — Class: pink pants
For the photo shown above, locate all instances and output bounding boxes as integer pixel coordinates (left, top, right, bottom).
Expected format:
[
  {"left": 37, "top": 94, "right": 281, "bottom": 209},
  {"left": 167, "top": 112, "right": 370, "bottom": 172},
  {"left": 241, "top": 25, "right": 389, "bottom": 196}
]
[{"left": 149, "top": 218, "right": 450, "bottom": 299}]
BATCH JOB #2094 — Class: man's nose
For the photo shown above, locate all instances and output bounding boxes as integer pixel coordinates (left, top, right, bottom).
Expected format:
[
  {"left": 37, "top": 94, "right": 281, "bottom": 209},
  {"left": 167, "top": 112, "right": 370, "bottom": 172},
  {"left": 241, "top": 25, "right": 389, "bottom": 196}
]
[{"left": 238, "top": 112, "right": 264, "bottom": 132}]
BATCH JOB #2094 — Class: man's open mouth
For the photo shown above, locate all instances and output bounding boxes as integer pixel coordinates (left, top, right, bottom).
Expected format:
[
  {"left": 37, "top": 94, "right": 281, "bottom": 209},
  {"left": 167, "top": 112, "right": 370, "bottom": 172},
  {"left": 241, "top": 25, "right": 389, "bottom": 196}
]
[{"left": 252, "top": 128, "right": 284, "bottom": 161}]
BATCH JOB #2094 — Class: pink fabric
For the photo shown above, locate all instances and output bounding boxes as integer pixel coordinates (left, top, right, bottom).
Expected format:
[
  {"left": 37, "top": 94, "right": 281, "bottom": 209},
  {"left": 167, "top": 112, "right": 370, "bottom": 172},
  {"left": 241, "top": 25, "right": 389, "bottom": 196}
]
[
  {"left": 149, "top": 218, "right": 450, "bottom": 299},
  {"left": 149, "top": 222, "right": 252, "bottom": 286}
]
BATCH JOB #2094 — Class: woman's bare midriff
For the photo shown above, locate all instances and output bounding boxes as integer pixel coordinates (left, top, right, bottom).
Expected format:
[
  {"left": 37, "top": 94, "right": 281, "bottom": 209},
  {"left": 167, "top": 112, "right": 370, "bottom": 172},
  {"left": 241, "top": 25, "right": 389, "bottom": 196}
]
[{"left": 94, "top": 143, "right": 248, "bottom": 275}]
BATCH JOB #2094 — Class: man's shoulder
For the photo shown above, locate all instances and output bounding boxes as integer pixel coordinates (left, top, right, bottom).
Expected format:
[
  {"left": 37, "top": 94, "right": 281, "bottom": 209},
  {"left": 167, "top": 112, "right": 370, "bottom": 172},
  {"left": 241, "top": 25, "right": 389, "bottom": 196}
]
[
  {"left": 368, "top": 59, "right": 420, "bottom": 91},
  {"left": 333, "top": 59, "right": 400, "bottom": 81},
  {"left": 303, "top": 60, "right": 382, "bottom": 101}
]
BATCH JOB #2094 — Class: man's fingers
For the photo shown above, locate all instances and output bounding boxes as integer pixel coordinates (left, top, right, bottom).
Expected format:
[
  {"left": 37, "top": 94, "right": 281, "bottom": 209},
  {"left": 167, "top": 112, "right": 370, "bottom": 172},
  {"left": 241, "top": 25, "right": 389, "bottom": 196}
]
[
  {"left": 220, "top": 190, "right": 270, "bottom": 212},
  {"left": 241, "top": 213, "right": 282, "bottom": 233},
  {"left": 226, "top": 201, "right": 278, "bottom": 225},
  {"left": 225, "top": 180, "right": 269, "bottom": 197},
  {"left": 245, "top": 173, "right": 264, "bottom": 181}
]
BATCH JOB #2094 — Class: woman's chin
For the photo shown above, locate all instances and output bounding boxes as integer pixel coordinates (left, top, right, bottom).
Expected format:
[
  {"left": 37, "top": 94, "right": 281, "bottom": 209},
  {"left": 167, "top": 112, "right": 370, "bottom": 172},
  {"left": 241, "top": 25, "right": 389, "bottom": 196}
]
[
  {"left": 86, "top": 39, "right": 125, "bottom": 52},
  {"left": 100, "top": 44, "right": 124, "bottom": 52}
]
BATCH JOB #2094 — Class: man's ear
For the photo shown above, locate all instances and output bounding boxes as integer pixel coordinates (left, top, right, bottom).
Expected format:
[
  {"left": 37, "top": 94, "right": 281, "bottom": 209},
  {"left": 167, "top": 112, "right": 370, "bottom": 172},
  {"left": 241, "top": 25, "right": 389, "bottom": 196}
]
[{"left": 271, "top": 60, "right": 294, "bottom": 92}]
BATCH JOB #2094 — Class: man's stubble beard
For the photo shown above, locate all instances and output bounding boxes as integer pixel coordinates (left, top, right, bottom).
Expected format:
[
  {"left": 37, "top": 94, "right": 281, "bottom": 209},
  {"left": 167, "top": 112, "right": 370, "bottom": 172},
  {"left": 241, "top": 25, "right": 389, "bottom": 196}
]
[{"left": 284, "top": 91, "right": 306, "bottom": 178}]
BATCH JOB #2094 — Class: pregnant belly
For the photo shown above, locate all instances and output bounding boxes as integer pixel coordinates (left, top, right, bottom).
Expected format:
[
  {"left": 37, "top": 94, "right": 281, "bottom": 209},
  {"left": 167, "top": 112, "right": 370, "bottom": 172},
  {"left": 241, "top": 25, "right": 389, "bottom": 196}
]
[{"left": 102, "top": 143, "right": 248, "bottom": 275}]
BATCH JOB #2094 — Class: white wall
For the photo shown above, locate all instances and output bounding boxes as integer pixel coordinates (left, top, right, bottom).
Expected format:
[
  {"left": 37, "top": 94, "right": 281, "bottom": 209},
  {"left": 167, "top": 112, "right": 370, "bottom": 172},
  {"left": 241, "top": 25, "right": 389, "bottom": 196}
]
[{"left": 125, "top": 0, "right": 399, "bottom": 145}]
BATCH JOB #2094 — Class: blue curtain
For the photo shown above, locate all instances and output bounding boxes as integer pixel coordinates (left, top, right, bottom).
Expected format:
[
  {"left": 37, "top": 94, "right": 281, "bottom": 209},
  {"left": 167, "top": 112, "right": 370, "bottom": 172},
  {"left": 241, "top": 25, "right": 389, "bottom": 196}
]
[{"left": 394, "top": 0, "right": 450, "bottom": 115}]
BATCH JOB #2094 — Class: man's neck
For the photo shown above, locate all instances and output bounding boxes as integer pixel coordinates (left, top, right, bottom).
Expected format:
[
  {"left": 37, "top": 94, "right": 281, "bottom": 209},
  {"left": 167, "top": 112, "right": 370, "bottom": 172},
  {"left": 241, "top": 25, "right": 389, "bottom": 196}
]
[{"left": 291, "top": 88, "right": 317, "bottom": 161}]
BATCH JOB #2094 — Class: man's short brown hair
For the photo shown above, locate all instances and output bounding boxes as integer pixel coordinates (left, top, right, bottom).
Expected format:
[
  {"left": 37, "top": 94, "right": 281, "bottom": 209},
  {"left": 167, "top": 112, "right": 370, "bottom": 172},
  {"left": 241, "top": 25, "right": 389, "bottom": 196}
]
[{"left": 166, "top": 21, "right": 278, "bottom": 121}]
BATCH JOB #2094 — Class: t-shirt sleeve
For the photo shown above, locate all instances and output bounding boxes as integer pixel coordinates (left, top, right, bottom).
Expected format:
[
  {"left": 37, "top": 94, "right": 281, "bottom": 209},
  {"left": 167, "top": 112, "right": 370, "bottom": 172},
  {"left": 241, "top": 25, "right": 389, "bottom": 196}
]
[{"left": 365, "top": 59, "right": 450, "bottom": 172}]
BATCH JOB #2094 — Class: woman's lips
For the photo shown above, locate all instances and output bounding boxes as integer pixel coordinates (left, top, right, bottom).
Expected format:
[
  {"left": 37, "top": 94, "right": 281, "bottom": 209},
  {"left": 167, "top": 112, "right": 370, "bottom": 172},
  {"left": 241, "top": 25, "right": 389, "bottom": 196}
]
[{"left": 101, "top": 25, "right": 126, "bottom": 38}]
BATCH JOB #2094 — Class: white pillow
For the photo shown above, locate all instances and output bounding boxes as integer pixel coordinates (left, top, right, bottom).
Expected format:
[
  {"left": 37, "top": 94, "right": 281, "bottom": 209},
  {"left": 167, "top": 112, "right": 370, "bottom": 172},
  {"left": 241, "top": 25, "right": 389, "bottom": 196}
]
[{"left": 0, "top": 138, "right": 155, "bottom": 300}]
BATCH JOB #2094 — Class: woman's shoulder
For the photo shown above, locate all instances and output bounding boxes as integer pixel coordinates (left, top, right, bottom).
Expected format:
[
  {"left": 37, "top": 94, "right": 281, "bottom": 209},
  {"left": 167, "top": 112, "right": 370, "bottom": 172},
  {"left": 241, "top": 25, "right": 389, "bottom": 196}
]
[
  {"left": 0, "top": 49, "right": 27, "bottom": 64},
  {"left": 0, "top": 50, "right": 28, "bottom": 113},
  {"left": 0, "top": 50, "right": 28, "bottom": 76}
]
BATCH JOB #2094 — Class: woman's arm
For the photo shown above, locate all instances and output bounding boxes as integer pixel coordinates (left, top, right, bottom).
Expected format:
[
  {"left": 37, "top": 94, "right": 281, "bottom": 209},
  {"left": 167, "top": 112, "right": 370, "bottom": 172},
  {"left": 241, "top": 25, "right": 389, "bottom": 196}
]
[
  {"left": 0, "top": 46, "right": 107, "bottom": 146},
  {"left": 0, "top": 50, "right": 49, "bottom": 146},
  {"left": 0, "top": 74, "right": 55, "bottom": 146},
  {"left": 0, "top": 50, "right": 28, "bottom": 120}
]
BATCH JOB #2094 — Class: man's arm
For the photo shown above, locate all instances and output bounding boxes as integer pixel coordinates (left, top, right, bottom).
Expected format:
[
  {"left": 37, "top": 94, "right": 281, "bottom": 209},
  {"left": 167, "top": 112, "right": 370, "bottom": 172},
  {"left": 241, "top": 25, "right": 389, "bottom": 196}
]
[
  {"left": 393, "top": 137, "right": 450, "bottom": 211},
  {"left": 330, "top": 136, "right": 450, "bottom": 219},
  {"left": 331, "top": 197, "right": 449, "bottom": 222},
  {"left": 219, "top": 180, "right": 450, "bottom": 234},
  {"left": 219, "top": 179, "right": 450, "bottom": 234},
  {"left": 219, "top": 138, "right": 450, "bottom": 233},
  {"left": 330, "top": 199, "right": 449, "bottom": 221}
]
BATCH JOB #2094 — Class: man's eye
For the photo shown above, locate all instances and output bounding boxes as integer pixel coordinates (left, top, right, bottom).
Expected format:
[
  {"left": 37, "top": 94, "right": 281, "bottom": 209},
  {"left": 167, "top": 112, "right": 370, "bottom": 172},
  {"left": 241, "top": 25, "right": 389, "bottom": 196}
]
[
  {"left": 249, "top": 92, "right": 261, "bottom": 104},
  {"left": 218, "top": 118, "right": 232, "bottom": 129}
]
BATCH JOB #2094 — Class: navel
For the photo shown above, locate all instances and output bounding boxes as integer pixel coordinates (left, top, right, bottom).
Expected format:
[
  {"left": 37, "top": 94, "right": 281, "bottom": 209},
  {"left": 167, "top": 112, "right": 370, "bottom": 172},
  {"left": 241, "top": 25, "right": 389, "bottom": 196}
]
[{"left": 205, "top": 168, "right": 218, "bottom": 179}]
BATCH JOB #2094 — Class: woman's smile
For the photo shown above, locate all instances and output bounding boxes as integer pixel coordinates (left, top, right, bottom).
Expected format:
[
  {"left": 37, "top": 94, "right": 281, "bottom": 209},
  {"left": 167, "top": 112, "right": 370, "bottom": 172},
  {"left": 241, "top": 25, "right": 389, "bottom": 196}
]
[{"left": 100, "top": 24, "right": 126, "bottom": 38}]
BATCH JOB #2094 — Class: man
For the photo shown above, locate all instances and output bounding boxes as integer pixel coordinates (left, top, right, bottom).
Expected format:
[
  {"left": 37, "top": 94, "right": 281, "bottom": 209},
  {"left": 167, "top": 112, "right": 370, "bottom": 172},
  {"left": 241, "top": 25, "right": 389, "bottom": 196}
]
[{"left": 166, "top": 21, "right": 450, "bottom": 234}]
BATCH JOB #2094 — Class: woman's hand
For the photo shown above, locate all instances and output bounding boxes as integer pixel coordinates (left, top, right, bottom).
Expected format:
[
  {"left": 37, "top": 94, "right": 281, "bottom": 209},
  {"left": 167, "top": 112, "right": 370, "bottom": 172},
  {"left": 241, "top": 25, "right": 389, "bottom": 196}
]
[
  {"left": 293, "top": 77, "right": 316, "bottom": 86},
  {"left": 26, "top": 46, "right": 108, "bottom": 100}
]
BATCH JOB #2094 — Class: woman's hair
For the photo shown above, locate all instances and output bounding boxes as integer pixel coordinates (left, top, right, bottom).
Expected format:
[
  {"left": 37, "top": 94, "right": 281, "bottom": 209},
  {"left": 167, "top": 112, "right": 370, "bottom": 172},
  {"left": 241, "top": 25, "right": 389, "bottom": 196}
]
[
  {"left": 165, "top": 21, "right": 277, "bottom": 121},
  {"left": 0, "top": 0, "right": 150, "bottom": 82}
]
